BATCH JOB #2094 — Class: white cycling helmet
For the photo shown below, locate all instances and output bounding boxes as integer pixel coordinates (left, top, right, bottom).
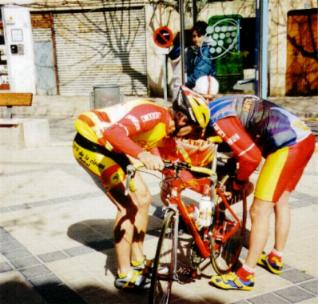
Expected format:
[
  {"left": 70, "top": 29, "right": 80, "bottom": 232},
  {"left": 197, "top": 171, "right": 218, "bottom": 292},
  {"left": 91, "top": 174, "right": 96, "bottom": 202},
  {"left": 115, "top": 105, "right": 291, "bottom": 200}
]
[{"left": 194, "top": 75, "right": 219, "bottom": 96}]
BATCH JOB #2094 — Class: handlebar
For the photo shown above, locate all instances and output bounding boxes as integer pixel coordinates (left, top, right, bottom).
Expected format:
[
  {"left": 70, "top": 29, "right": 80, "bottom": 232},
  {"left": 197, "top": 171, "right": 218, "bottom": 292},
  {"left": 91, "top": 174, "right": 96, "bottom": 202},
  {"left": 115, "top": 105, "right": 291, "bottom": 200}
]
[{"left": 124, "top": 160, "right": 216, "bottom": 195}]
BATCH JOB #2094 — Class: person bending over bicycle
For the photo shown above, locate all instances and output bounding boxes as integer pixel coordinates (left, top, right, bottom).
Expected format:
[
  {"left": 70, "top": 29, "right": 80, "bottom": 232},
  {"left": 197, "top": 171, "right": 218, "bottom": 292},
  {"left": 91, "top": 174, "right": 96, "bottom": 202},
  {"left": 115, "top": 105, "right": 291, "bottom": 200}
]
[
  {"left": 72, "top": 95, "right": 210, "bottom": 291},
  {"left": 206, "top": 94, "right": 315, "bottom": 291}
]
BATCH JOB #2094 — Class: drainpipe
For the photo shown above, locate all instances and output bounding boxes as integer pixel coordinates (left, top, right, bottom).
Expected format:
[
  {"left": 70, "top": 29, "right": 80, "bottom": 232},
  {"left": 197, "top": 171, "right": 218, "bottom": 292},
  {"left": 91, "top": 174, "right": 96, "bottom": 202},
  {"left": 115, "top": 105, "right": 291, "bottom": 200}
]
[
  {"left": 179, "top": 0, "right": 185, "bottom": 84},
  {"left": 256, "top": 0, "right": 268, "bottom": 99},
  {"left": 192, "top": 0, "right": 197, "bottom": 25}
]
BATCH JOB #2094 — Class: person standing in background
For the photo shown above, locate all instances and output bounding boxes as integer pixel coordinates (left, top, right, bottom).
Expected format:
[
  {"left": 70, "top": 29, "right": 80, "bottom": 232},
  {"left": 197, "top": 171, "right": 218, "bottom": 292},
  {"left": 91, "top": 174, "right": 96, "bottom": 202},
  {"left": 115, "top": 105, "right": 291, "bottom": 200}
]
[
  {"left": 168, "top": 21, "right": 217, "bottom": 101},
  {"left": 185, "top": 21, "right": 216, "bottom": 90}
]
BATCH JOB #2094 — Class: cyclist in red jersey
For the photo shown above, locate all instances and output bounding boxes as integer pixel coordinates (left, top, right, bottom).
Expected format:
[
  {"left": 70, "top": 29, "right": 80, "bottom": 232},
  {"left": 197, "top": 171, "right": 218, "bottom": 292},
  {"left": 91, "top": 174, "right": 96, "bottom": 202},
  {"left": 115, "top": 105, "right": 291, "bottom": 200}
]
[
  {"left": 206, "top": 94, "right": 316, "bottom": 290},
  {"left": 72, "top": 95, "right": 210, "bottom": 290}
]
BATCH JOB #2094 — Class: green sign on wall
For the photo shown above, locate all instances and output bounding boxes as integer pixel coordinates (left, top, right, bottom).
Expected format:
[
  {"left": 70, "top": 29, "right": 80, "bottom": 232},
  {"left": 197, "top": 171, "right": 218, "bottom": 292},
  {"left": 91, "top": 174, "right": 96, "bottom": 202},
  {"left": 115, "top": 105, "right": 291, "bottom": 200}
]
[{"left": 204, "top": 14, "right": 244, "bottom": 92}]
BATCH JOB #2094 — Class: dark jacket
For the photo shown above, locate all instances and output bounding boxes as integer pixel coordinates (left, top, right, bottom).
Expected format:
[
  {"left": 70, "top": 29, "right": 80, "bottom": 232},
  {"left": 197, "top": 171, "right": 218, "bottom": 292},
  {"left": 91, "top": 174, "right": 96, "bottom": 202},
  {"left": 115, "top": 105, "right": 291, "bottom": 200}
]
[{"left": 185, "top": 43, "right": 215, "bottom": 89}]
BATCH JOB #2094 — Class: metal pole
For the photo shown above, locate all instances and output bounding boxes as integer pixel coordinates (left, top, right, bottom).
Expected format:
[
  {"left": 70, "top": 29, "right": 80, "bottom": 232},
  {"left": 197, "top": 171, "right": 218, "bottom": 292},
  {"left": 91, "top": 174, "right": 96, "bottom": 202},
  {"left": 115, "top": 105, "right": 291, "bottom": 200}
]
[
  {"left": 255, "top": 0, "right": 260, "bottom": 95},
  {"left": 179, "top": 0, "right": 185, "bottom": 84},
  {"left": 258, "top": 0, "right": 268, "bottom": 99},
  {"left": 163, "top": 54, "right": 168, "bottom": 102},
  {"left": 192, "top": 0, "right": 197, "bottom": 25}
]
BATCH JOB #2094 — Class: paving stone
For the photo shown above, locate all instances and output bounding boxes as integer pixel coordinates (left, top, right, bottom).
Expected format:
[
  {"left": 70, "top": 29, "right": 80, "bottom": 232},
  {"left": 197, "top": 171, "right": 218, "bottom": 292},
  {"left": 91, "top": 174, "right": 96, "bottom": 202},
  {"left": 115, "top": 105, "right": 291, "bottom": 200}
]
[
  {"left": 64, "top": 245, "right": 95, "bottom": 257},
  {"left": 275, "top": 286, "right": 314, "bottom": 303},
  {"left": 0, "top": 261, "right": 13, "bottom": 273},
  {"left": 1, "top": 237, "right": 21, "bottom": 246},
  {"left": 45, "top": 197, "right": 65, "bottom": 205},
  {"left": 289, "top": 200, "right": 313, "bottom": 209},
  {"left": 0, "top": 231, "right": 11, "bottom": 243},
  {"left": 37, "top": 251, "right": 69, "bottom": 263},
  {"left": 10, "top": 255, "right": 41, "bottom": 269},
  {"left": 1, "top": 246, "right": 32, "bottom": 260},
  {"left": 291, "top": 192, "right": 317, "bottom": 206},
  {"left": 73, "top": 231, "right": 103, "bottom": 245},
  {"left": 9, "top": 204, "right": 28, "bottom": 211},
  {"left": 29, "top": 274, "right": 62, "bottom": 287},
  {"left": 0, "top": 207, "right": 14, "bottom": 213},
  {"left": 0, "top": 192, "right": 102, "bottom": 215},
  {"left": 282, "top": 264, "right": 292, "bottom": 272},
  {"left": 0, "top": 237, "right": 21, "bottom": 248},
  {"left": 20, "top": 264, "right": 52, "bottom": 279},
  {"left": 86, "top": 239, "right": 114, "bottom": 251},
  {"left": 247, "top": 293, "right": 289, "bottom": 304},
  {"left": 299, "top": 279, "right": 318, "bottom": 295},
  {"left": 280, "top": 269, "right": 314, "bottom": 283},
  {"left": 31, "top": 200, "right": 57, "bottom": 208}
]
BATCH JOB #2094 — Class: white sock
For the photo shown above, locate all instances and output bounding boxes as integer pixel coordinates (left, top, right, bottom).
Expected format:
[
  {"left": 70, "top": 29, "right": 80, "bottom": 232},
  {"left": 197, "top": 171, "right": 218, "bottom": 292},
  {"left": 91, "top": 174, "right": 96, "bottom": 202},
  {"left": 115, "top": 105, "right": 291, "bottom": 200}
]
[
  {"left": 271, "top": 248, "right": 283, "bottom": 257},
  {"left": 242, "top": 263, "right": 255, "bottom": 273}
]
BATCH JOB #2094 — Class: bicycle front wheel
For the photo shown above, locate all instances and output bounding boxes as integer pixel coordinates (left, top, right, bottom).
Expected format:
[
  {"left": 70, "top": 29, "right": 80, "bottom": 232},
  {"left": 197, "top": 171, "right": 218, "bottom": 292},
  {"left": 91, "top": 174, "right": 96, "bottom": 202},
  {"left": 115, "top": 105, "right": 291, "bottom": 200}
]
[{"left": 149, "top": 210, "right": 177, "bottom": 304}]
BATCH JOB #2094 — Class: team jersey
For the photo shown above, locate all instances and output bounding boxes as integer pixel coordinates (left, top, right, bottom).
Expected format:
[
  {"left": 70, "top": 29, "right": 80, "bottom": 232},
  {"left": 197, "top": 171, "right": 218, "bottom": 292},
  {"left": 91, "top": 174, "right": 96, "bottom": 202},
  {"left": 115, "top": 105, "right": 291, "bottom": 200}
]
[
  {"left": 158, "top": 137, "right": 217, "bottom": 167},
  {"left": 209, "top": 95, "right": 311, "bottom": 157},
  {"left": 74, "top": 99, "right": 172, "bottom": 158}
]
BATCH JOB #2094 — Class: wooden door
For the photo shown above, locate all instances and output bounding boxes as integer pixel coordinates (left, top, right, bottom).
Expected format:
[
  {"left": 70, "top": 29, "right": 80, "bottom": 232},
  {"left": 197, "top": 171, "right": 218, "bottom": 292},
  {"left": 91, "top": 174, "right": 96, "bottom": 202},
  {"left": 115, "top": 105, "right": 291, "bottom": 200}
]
[{"left": 286, "top": 9, "right": 318, "bottom": 96}]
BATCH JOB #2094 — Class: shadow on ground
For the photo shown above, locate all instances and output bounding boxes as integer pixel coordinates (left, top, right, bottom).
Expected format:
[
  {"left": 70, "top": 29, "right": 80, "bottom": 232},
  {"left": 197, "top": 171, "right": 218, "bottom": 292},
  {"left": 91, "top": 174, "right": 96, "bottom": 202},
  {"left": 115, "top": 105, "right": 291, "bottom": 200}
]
[
  {"left": 0, "top": 278, "right": 225, "bottom": 304},
  {"left": 67, "top": 215, "right": 163, "bottom": 276}
]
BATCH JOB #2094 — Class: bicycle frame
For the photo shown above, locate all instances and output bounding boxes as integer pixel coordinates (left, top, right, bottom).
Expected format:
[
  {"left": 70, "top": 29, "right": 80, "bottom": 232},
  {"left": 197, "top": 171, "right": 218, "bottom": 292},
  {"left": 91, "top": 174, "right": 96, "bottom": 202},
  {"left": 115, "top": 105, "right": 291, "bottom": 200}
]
[
  {"left": 162, "top": 164, "right": 244, "bottom": 261},
  {"left": 213, "top": 188, "right": 242, "bottom": 243},
  {"left": 163, "top": 176, "right": 212, "bottom": 259}
]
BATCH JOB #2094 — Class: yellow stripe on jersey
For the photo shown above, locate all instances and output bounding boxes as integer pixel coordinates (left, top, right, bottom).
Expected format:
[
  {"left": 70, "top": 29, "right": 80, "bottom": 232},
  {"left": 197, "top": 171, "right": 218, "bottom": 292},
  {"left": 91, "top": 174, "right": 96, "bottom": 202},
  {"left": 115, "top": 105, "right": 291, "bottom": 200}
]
[
  {"left": 254, "top": 147, "right": 289, "bottom": 201},
  {"left": 199, "top": 150, "right": 215, "bottom": 167},
  {"left": 74, "top": 119, "right": 99, "bottom": 144},
  {"left": 132, "top": 122, "right": 167, "bottom": 150},
  {"left": 178, "top": 145, "right": 192, "bottom": 165},
  {"left": 84, "top": 112, "right": 102, "bottom": 126}
]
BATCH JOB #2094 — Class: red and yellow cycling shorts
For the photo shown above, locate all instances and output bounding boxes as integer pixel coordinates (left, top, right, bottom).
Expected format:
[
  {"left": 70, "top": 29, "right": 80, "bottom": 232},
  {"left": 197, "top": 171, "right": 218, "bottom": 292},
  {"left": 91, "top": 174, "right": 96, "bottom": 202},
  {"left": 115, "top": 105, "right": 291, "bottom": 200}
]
[
  {"left": 255, "top": 134, "right": 315, "bottom": 203},
  {"left": 72, "top": 133, "right": 130, "bottom": 191}
]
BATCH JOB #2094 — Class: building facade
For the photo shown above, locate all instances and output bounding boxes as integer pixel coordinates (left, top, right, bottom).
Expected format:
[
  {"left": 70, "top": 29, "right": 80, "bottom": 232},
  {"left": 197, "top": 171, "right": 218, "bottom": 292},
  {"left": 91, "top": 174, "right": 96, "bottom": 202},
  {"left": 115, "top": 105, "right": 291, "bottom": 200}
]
[{"left": 0, "top": 0, "right": 317, "bottom": 97}]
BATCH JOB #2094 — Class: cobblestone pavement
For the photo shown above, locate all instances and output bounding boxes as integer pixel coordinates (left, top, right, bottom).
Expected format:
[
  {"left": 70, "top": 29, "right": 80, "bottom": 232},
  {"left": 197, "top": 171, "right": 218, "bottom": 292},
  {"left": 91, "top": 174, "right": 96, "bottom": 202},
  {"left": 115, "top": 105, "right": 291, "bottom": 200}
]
[{"left": 0, "top": 108, "right": 318, "bottom": 303}]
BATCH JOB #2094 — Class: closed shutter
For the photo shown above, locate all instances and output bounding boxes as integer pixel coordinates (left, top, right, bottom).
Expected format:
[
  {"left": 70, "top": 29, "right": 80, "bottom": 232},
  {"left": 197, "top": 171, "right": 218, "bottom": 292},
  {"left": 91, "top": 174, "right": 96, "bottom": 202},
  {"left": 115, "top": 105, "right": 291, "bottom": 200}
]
[{"left": 53, "top": 7, "right": 147, "bottom": 96}]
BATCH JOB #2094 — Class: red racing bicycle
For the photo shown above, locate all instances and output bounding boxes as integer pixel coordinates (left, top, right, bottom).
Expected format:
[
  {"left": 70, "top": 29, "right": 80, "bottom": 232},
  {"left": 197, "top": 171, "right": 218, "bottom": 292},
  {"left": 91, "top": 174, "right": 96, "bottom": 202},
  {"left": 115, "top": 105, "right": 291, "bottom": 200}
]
[
  {"left": 125, "top": 144, "right": 248, "bottom": 304},
  {"left": 145, "top": 155, "right": 248, "bottom": 303}
]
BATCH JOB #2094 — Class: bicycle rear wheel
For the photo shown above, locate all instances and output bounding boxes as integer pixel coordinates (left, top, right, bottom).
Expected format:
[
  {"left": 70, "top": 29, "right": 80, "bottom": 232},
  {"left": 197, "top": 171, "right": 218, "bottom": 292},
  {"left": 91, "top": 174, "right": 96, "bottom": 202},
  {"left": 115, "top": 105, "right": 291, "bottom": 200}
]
[
  {"left": 149, "top": 210, "right": 177, "bottom": 304},
  {"left": 210, "top": 191, "right": 247, "bottom": 274}
]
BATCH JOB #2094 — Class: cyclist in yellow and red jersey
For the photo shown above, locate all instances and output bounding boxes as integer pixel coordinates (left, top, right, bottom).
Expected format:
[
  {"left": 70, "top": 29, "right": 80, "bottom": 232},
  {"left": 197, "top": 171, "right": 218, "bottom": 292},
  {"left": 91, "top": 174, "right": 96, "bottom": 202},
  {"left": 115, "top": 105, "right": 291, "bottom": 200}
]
[
  {"left": 72, "top": 95, "right": 210, "bottom": 290},
  {"left": 208, "top": 94, "right": 315, "bottom": 291}
]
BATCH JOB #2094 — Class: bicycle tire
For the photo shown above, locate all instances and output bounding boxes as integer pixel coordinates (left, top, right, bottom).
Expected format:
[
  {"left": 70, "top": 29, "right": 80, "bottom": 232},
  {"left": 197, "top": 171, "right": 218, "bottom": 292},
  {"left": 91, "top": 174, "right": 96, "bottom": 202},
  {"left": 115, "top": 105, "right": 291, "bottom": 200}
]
[
  {"left": 210, "top": 190, "right": 247, "bottom": 274},
  {"left": 149, "top": 210, "right": 177, "bottom": 304}
]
